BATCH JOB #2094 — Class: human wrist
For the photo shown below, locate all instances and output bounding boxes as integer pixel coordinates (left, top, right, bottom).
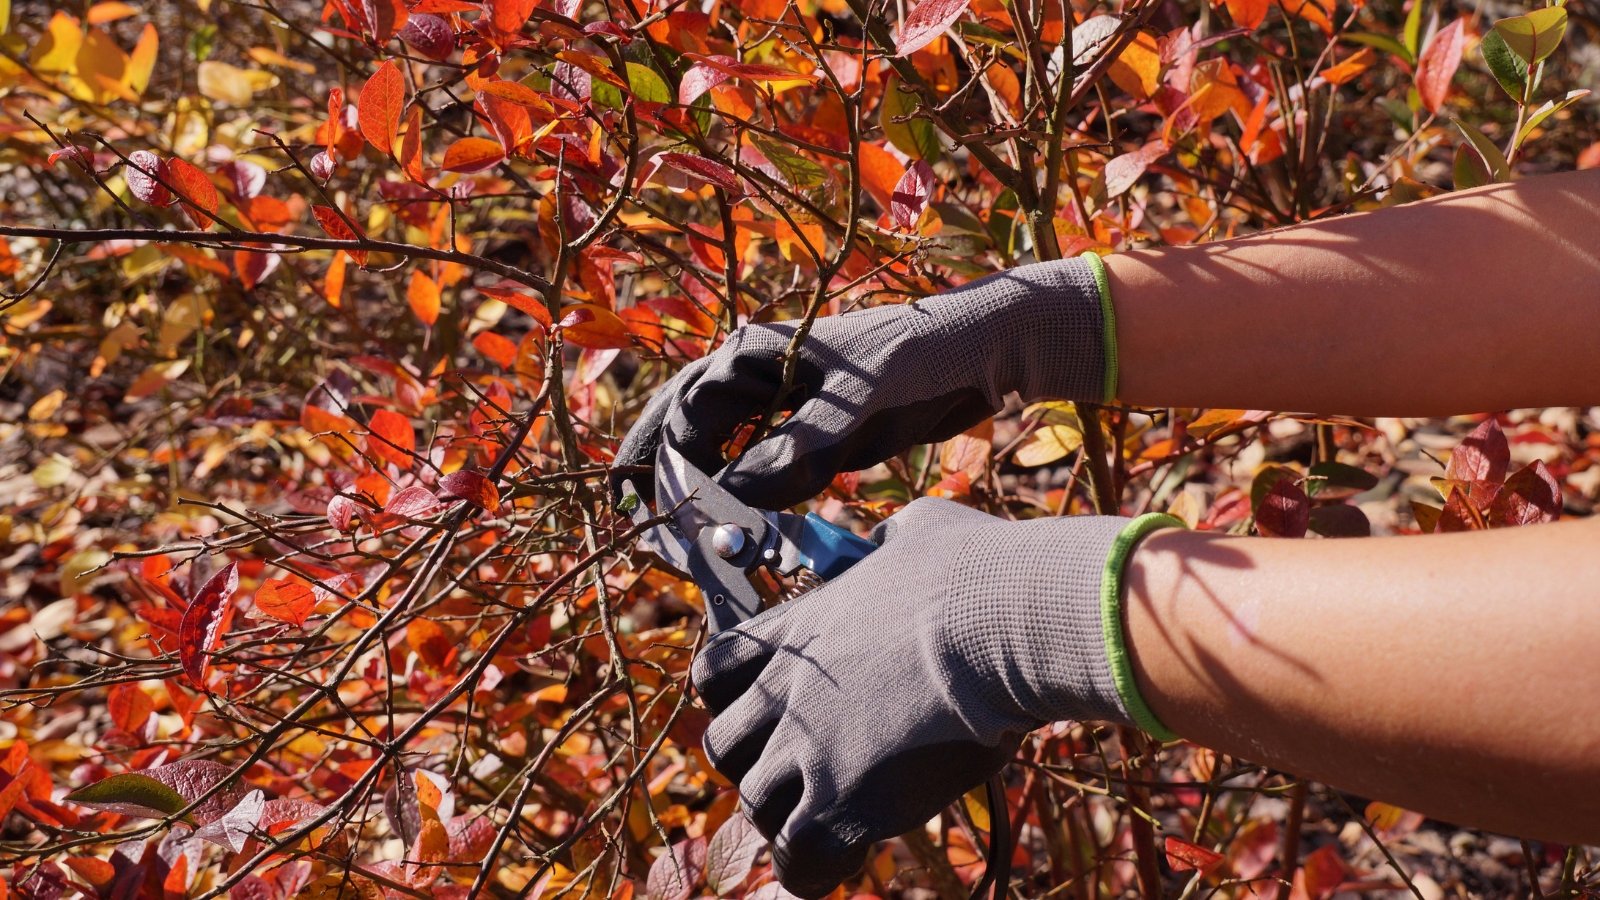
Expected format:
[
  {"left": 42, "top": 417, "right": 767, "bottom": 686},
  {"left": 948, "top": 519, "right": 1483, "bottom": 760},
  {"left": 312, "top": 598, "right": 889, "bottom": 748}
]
[
  {"left": 922, "top": 256, "right": 1112, "bottom": 406},
  {"left": 936, "top": 512, "right": 1184, "bottom": 739}
]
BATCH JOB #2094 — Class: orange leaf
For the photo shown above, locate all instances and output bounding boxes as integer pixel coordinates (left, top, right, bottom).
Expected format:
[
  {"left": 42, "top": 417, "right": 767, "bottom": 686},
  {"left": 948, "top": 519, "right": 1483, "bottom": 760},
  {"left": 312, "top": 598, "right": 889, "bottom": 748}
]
[
  {"left": 324, "top": 249, "right": 347, "bottom": 308},
  {"left": 408, "top": 270, "right": 442, "bottom": 326},
  {"left": 359, "top": 59, "right": 406, "bottom": 156},
  {"left": 472, "top": 331, "right": 517, "bottom": 369},
  {"left": 108, "top": 682, "right": 154, "bottom": 734},
  {"left": 1224, "top": 0, "right": 1269, "bottom": 30},
  {"left": 490, "top": 0, "right": 536, "bottom": 35},
  {"left": 558, "top": 303, "right": 631, "bottom": 349},
  {"left": 681, "top": 53, "right": 819, "bottom": 86},
  {"left": 443, "top": 136, "right": 506, "bottom": 173},
  {"left": 438, "top": 470, "right": 501, "bottom": 512},
  {"left": 858, "top": 141, "right": 904, "bottom": 212},
  {"left": 407, "top": 618, "right": 454, "bottom": 670},
  {"left": 311, "top": 205, "right": 369, "bottom": 266},
  {"left": 255, "top": 578, "right": 317, "bottom": 627},
  {"left": 555, "top": 50, "right": 629, "bottom": 90},
  {"left": 1322, "top": 46, "right": 1375, "bottom": 86},
  {"left": 367, "top": 409, "right": 416, "bottom": 469},
  {"left": 1107, "top": 30, "right": 1161, "bottom": 100},
  {"left": 399, "top": 105, "right": 426, "bottom": 184},
  {"left": 167, "top": 159, "right": 220, "bottom": 229}
]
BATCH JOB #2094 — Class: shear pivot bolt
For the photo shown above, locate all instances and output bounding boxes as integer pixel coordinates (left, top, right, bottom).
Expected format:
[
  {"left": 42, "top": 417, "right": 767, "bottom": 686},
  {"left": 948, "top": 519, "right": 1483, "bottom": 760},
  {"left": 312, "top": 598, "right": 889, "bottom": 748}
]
[{"left": 712, "top": 524, "right": 745, "bottom": 559}]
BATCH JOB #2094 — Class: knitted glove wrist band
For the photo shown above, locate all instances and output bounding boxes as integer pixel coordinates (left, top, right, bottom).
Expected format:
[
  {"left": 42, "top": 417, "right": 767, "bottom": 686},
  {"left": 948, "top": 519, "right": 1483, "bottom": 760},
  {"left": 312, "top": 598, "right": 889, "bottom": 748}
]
[
  {"left": 1100, "top": 512, "right": 1186, "bottom": 741},
  {"left": 1076, "top": 251, "right": 1119, "bottom": 404}
]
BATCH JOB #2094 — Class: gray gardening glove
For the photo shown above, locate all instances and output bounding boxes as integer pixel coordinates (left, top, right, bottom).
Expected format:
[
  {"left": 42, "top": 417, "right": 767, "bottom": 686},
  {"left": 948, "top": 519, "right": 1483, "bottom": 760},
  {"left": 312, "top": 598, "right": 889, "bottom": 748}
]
[
  {"left": 613, "top": 257, "right": 1112, "bottom": 509},
  {"left": 691, "top": 498, "right": 1180, "bottom": 898}
]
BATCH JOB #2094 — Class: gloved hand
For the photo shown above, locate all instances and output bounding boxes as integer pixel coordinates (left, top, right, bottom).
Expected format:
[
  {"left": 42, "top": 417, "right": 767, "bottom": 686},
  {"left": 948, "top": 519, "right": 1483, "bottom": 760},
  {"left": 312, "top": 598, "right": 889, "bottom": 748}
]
[
  {"left": 691, "top": 498, "right": 1181, "bottom": 898},
  {"left": 613, "top": 257, "right": 1114, "bottom": 509}
]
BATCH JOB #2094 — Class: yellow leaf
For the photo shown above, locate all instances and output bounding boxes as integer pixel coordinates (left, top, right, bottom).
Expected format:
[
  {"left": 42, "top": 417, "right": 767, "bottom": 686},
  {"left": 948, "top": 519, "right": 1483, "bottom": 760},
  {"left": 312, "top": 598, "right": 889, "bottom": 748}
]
[
  {"left": 197, "top": 60, "right": 278, "bottom": 105},
  {"left": 77, "top": 28, "right": 131, "bottom": 103},
  {"left": 248, "top": 46, "right": 317, "bottom": 74},
  {"left": 124, "top": 23, "right": 157, "bottom": 95},
  {"left": 0, "top": 0, "right": 10, "bottom": 36},
  {"left": 1015, "top": 424, "right": 1083, "bottom": 466},
  {"left": 28, "top": 389, "right": 66, "bottom": 421},
  {"left": 86, "top": 2, "right": 139, "bottom": 24},
  {"left": 1108, "top": 30, "right": 1161, "bottom": 100},
  {"left": 32, "top": 11, "right": 83, "bottom": 76},
  {"left": 962, "top": 786, "right": 991, "bottom": 832}
]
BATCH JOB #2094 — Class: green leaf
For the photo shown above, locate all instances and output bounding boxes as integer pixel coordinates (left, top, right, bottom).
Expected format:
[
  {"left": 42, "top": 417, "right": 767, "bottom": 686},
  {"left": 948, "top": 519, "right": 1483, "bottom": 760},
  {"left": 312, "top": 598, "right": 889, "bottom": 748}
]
[
  {"left": 592, "top": 62, "right": 673, "bottom": 109},
  {"left": 1453, "top": 141, "right": 1492, "bottom": 190},
  {"left": 1403, "top": 0, "right": 1427, "bottom": 60},
  {"left": 1493, "top": 7, "right": 1567, "bottom": 66},
  {"left": 189, "top": 23, "right": 217, "bottom": 63},
  {"left": 749, "top": 133, "right": 827, "bottom": 189},
  {"left": 1450, "top": 117, "right": 1510, "bottom": 182},
  {"left": 67, "top": 774, "right": 191, "bottom": 820},
  {"left": 1517, "top": 88, "right": 1589, "bottom": 145},
  {"left": 617, "top": 493, "right": 640, "bottom": 514},
  {"left": 1479, "top": 29, "right": 1529, "bottom": 100},
  {"left": 880, "top": 76, "right": 941, "bottom": 161},
  {"left": 1346, "top": 31, "right": 1412, "bottom": 63},
  {"left": 1306, "top": 462, "right": 1379, "bottom": 500}
]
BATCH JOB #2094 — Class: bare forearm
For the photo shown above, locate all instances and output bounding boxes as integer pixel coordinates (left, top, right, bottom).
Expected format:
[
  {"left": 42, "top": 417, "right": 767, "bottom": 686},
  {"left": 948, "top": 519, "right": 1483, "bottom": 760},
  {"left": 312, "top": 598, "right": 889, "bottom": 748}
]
[
  {"left": 1123, "top": 520, "right": 1600, "bottom": 843},
  {"left": 1107, "top": 170, "right": 1600, "bottom": 414}
]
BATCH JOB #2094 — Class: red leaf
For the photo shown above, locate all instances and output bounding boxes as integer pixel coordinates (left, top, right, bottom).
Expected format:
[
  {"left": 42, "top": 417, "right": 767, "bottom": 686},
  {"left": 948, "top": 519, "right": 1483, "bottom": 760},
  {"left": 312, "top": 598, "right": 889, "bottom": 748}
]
[
  {"left": 399, "top": 13, "right": 455, "bottom": 60},
  {"left": 677, "top": 63, "right": 730, "bottom": 105},
  {"left": 310, "top": 150, "right": 337, "bottom": 181},
  {"left": 1446, "top": 419, "right": 1509, "bottom": 485},
  {"left": 367, "top": 409, "right": 415, "bottom": 469},
  {"left": 437, "top": 470, "right": 500, "bottom": 512},
  {"left": 1103, "top": 140, "right": 1168, "bottom": 199},
  {"left": 167, "top": 159, "right": 220, "bottom": 229},
  {"left": 359, "top": 59, "right": 406, "bottom": 155},
  {"left": 385, "top": 485, "right": 442, "bottom": 519},
  {"left": 219, "top": 160, "right": 266, "bottom": 200},
  {"left": 234, "top": 247, "right": 281, "bottom": 290},
  {"left": 479, "top": 92, "right": 534, "bottom": 155},
  {"left": 1490, "top": 460, "right": 1562, "bottom": 527},
  {"left": 658, "top": 152, "right": 741, "bottom": 192},
  {"left": 312, "top": 205, "right": 369, "bottom": 266},
  {"left": 478, "top": 279, "right": 553, "bottom": 329},
  {"left": 1163, "top": 836, "right": 1223, "bottom": 873},
  {"left": 255, "top": 578, "right": 317, "bottom": 627},
  {"left": 680, "top": 53, "right": 819, "bottom": 86},
  {"left": 1256, "top": 477, "right": 1309, "bottom": 538},
  {"left": 178, "top": 563, "right": 239, "bottom": 687},
  {"left": 1437, "top": 484, "right": 1487, "bottom": 532},
  {"left": 363, "top": 0, "right": 410, "bottom": 43},
  {"left": 49, "top": 145, "right": 94, "bottom": 170},
  {"left": 889, "top": 158, "right": 934, "bottom": 230},
  {"left": 1416, "top": 18, "right": 1464, "bottom": 114},
  {"left": 646, "top": 836, "right": 708, "bottom": 900},
  {"left": 327, "top": 494, "right": 359, "bottom": 531},
  {"left": 896, "top": 0, "right": 970, "bottom": 57},
  {"left": 126, "top": 150, "right": 172, "bottom": 207}
]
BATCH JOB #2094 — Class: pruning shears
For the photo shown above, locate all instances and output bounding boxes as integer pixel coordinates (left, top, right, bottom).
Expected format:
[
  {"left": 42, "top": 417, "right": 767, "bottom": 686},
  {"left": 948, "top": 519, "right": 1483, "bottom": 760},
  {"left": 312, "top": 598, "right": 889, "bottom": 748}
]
[
  {"left": 621, "top": 440, "right": 1013, "bottom": 900},
  {"left": 621, "top": 439, "right": 876, "bottom": 634}
]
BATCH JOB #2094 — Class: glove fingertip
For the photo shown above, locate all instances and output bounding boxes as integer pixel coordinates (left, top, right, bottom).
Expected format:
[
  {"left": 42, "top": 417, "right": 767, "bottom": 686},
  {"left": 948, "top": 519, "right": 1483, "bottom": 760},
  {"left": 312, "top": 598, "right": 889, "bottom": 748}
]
[{"left": 771, "top": 814, "right": 872, "bottom": 900}]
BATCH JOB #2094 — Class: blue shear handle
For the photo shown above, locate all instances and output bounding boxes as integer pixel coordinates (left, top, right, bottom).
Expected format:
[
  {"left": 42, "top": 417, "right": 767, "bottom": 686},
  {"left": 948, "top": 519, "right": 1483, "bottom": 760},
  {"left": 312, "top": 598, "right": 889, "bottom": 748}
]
[{"left": 796, "top": 513, "right": 876, "bottom": 579}]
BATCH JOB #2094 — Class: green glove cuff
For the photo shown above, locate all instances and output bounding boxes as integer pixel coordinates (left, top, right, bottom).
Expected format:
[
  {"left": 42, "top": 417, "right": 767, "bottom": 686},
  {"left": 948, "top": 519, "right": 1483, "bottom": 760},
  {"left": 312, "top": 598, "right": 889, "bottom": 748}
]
[
  {"left": 1100, "top": 512, "right": 1185, "bottom": 741},
  {"left": 1077, "top": 251, "right": 1118, "bottom": 404}
]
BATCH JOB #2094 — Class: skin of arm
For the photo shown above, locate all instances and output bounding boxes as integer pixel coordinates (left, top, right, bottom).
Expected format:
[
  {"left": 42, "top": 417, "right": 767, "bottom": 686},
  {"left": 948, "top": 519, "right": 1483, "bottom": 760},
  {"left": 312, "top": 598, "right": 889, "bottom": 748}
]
[
  {"left": 1123, "top": 518, "right": 1600, "bottom": 844},
  {"left": 1090, "top": 170, "right": 1600, "bottom": 839},
  {"left": 1105, "top": 169, "right": 1600, "bottom": 415}
]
